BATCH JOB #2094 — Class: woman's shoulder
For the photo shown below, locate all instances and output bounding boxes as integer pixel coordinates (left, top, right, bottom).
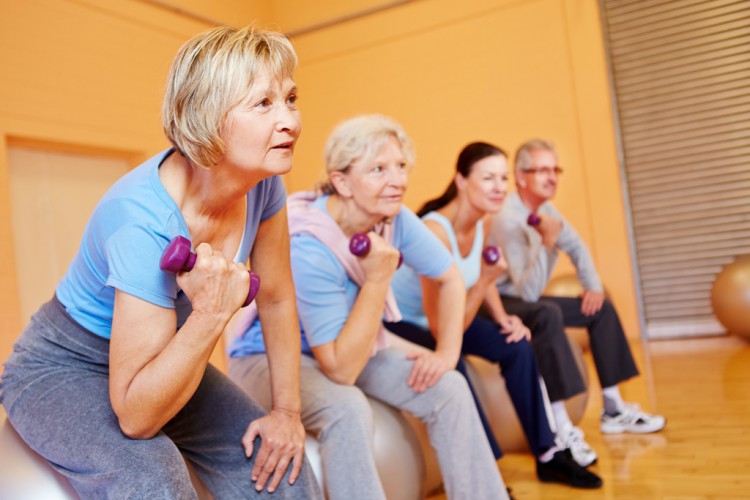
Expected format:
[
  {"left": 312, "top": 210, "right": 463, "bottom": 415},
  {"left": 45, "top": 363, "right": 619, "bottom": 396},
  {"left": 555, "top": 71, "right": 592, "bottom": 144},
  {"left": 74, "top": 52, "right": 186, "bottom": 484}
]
[
  {"left": 289, "top": 233, "right": 345, "bottom": 285},
  {"left": 291, "top": 232, "right": 338, "bottom": 263},
  {"left": 90, "top": 154, "right": 184, "bottom": 241},
  {"left": 250, "top": 175, "right": 287, "bottom": 220},
  {"left": 422, "top": 209, "right": 453, "bottom": 230},
  {"left": 255, "top": 174, "right": 285, "bottom": 190},
  {"left": 249, "top": 175, "right": 286, "bottom": 201},
  {"left": 393, "top": 204, "right": 420, "bottom": 227},
  {"left": 101, "top": 149, "right": 174, "bottom": 205}
]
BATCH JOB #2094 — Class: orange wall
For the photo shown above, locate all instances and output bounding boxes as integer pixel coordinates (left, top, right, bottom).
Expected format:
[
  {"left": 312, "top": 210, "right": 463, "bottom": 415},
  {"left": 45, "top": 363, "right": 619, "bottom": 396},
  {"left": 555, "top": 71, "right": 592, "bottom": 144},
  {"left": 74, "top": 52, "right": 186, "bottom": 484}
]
[
  {"left": 158, "top": 0, "right": 271, "bottom": 26},
  {"left": 0, "top": 0, "right": 640, "bottom": 370},
  {"left": 272, "top": 0, "right": 407, "bottom": 34},
  {"left": 0, "top": 0, "right": 210, "bottom": 365},
  {"left": 286, "top": 0, "right": 640, "bottom": 339}
]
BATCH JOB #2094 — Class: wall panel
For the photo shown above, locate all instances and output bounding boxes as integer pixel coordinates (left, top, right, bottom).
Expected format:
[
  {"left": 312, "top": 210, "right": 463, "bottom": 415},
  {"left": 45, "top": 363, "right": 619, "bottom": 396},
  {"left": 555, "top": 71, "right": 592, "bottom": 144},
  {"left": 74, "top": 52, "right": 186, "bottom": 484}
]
[{"left": 602, "top": 0, "right": 750, "bottom": 338}]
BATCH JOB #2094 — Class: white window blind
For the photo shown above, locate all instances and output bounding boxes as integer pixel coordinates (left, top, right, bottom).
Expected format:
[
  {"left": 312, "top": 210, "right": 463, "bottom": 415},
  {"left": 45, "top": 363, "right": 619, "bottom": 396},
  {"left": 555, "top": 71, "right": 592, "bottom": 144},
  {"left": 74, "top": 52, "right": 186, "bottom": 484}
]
[{"left": 601, "top": 0, "right": 750, "bottom": 338}]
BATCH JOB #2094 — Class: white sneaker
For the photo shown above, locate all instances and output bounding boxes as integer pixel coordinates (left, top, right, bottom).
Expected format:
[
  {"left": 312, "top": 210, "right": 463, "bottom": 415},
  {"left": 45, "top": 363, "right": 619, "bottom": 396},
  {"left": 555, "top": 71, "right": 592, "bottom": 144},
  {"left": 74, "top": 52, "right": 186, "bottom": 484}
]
[
  {"left": 558, "top": 424, "right": 598, "bottom": 467},
  {"left": 600, "top": 403, "right": 666, "bottom": 434}
]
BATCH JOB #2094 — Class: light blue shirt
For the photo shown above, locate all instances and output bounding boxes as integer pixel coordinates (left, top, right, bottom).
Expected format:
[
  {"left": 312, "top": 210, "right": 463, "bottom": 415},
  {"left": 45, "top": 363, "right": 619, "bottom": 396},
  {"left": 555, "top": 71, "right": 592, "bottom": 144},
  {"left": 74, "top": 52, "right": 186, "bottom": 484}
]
[
  {"left": 229, "top": 196, "right": 453, "bottom": 356},
  {"left": 55, "top": 149, "right": 287, "bottom": 339},
  {"left": 391, "top": 211, "right": 483, "bottom": 328}
]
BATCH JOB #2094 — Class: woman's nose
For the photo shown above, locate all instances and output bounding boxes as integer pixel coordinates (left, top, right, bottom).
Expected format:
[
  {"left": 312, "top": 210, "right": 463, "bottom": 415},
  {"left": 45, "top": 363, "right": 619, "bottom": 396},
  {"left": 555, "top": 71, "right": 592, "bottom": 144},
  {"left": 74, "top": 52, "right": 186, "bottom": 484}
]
[
  {"left": 276, "top": 105, "right": 300, "bottom": 134},
  {"left": 388, "top": 166, "right": 408, "bottom": 187}
]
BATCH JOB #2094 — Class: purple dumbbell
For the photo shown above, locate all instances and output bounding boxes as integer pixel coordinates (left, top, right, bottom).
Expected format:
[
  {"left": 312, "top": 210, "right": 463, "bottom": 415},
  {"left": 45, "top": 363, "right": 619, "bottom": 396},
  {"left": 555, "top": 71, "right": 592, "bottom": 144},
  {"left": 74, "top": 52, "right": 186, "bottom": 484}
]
[
  {"left": 527, "top": 213, "right": 541, "bottom": 227},
  {"left": 349, "top": 233, "right": 403, "bottom": 268},
  {"left": 482, "top": 246, "right": 501, "bottom": 265},
  {"left": 159, "top": 235, "right": 260, "bottom": 307}
]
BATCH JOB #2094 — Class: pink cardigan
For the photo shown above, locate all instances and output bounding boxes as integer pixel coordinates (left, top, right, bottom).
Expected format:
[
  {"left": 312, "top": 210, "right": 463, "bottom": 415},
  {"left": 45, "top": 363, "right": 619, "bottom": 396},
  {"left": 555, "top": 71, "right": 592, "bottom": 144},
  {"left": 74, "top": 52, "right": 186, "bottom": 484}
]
[{"left": 231, "top": 191, "right": 401, "bottom": 355}]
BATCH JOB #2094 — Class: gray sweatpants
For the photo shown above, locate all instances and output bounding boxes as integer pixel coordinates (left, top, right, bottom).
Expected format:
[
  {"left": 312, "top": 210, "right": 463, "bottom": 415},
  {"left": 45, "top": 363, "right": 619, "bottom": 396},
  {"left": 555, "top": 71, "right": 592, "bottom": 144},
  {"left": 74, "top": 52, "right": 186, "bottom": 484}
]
[
  {"left": 229, "top": 348, "right": 507, "bottom": 500},
  {"left": 0, "top": 297, "right": 322, "bottom": 499}
]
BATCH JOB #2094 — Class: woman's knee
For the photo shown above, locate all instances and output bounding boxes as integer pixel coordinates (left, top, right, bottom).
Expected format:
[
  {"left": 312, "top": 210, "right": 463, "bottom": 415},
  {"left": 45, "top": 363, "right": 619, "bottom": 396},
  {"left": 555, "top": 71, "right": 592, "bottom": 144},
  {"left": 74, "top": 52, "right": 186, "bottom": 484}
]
[
  {"left": 316, "top": 385, "right": 374, "bottom": 438},
  {"left": 431, "top": 370, "right": 473, "bottom": 404},
  {"left": 504, "top": 337, "right": 535, "bottom": 356},
  {"left": 73, "top": 436, "right": 195, "bottom": 499},
  {"left": 497, "top": 338, "right": 537, "bottom": 370}
]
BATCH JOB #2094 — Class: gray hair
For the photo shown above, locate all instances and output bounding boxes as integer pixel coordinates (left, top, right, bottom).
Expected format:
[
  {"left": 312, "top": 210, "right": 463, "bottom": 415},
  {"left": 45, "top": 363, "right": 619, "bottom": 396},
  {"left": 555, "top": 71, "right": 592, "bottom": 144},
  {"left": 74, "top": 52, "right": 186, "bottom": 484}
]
[
  {"left": 162, "top": 26, "right": 297, "bottom": 168},
  {"left": 319, "top": 114, "right": 415, "bottom": 195},
  {"left": 514, "top": 138, "right": 557, "bottom": 181}
]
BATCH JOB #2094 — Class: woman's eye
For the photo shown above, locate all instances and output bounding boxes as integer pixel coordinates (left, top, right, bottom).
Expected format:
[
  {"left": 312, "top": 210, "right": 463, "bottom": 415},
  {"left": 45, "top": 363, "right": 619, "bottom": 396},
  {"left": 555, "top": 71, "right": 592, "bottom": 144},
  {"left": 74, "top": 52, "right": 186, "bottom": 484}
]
[
  {"left": 372, "top": 165, "right": 383, "bottom": 173},
  {"left": 287, "top": 94, "right": 298, "bottom": 107},
  {"left": 256, "top": 98, "right": 271, "bottom": 108}
]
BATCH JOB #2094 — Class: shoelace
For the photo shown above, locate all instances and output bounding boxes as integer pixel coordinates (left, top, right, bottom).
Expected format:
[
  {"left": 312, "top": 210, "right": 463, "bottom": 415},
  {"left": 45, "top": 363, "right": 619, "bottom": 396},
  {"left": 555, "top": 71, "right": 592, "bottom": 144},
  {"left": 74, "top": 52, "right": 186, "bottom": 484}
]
[
  {"left": 617, "top": 403, "right": 647, "bottom": 424},
  {"left": 563, "top": 427, "right": 591, "bottom": 452}
]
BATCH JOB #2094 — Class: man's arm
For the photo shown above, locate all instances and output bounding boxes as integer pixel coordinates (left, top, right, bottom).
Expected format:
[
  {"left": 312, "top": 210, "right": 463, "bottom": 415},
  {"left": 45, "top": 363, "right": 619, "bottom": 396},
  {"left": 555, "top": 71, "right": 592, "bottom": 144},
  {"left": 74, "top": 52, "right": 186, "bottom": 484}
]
[
  {"left": 545, "top": 206, "right": 605, "bottom": 316},
  {"left": 553, "top": 209, "right": 603, "bottom": 294},
  {"left": 492, "top": 213, "right": 556, "bottom": 302}
]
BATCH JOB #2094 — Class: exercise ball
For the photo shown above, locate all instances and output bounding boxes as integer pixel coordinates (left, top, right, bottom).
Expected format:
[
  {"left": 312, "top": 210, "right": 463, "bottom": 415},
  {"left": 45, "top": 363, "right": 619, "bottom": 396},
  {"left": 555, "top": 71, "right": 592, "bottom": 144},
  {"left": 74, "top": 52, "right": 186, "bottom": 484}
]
[
  {"left": 400, "top": 413, "right": 444, "bottom": 497},
  {"left": 544, "top": 272, "right": 611, "bottom": 303},
  {"left": 711, "top": 255, "right": 750, "bottom": 339},
  {"left": 0, "top": 410, "right": 79, "bottom": 500},
  {"left": 464, "top": 333, "right": 590, "bottom": 454},
  {"left": 0, "top": 410, "right": 215, "bottom": 500},
  {"left": 2, "top": 399, "right": 426, "bottom": 500},
  {"left": 304, "top": 397, "right": 427, "bottom": 500},
  {"left": 370, "top": 399, "right": 426, "bottom": 500},
  {"left": 303, "top": 435, "right": 324, "bottom": 491},
  {"left": 544, "top": 273, "right": 586, "bottom": 298}
]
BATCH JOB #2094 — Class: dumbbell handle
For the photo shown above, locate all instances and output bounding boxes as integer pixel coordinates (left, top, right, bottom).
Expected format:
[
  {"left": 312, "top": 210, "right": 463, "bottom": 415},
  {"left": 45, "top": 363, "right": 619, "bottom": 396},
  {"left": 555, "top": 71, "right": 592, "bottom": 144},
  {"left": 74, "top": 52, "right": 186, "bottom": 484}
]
[
  {"left": 349, "top": 233, "right": 403, "bottom": 268},
  {"left": 527, "top": 213, "right": 541, "bottom": 227},
  {"left": 159, "top": 236, "right": 259, "bottom": 307},
  {"left": 482, "top": 246, "right": 501, "bottom": 265}
]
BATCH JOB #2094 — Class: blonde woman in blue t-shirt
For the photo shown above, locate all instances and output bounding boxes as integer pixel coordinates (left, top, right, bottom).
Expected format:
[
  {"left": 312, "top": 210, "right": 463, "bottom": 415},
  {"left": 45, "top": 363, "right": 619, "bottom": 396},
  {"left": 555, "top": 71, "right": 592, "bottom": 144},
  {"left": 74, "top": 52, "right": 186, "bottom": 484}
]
[
  {"left": 0, "top": 27, "right": 320, "bottom": 499},
  {"left": 229, "top": 116, "right": 508, "bottom": 500}
]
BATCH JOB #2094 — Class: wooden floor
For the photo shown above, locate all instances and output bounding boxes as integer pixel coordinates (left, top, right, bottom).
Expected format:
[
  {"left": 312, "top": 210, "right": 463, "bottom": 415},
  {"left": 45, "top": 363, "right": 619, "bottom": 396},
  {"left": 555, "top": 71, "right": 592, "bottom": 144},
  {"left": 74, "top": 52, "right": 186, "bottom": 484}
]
[
  {"left": 2, "top": 334, "right": 748, "bottom": 498},
  {"left": 431, "top": 335, "right": 750, "bottom": 499}
]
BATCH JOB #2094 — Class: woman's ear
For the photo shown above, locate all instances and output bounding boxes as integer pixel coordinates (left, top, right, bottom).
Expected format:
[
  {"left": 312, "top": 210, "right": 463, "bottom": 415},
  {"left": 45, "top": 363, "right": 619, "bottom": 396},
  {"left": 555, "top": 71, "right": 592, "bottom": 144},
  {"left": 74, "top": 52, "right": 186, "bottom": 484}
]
[
  {"left": 454, "top": 172, "right": 466, "bottom": 191},
  {"left": 329, "top": 171, "right": 352, "bottom": 198}
]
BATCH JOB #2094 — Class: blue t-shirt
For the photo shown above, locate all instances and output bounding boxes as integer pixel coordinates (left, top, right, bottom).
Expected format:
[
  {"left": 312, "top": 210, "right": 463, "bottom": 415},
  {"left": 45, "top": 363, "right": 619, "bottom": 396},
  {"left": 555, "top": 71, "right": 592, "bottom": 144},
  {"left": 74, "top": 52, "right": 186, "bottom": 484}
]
[
  {"left": 229, "top": 195, "right": 453, "bottom": 356},
  {"left": 55, "top": 148, "right": 287, "bottom": 339},
  {"left": 391, "top": 211, "right": 483, "bottom": 328}
]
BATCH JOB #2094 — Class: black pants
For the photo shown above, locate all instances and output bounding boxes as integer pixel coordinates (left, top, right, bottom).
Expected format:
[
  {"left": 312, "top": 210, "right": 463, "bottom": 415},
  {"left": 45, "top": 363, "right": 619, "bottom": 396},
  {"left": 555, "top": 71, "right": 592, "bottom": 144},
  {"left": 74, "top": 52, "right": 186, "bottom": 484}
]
[
  {"left": 497, "top": 296, "right": 640, "bottom": 403},
  {"left": 385, "top": 317, "right": 556, "bottom": 459}
]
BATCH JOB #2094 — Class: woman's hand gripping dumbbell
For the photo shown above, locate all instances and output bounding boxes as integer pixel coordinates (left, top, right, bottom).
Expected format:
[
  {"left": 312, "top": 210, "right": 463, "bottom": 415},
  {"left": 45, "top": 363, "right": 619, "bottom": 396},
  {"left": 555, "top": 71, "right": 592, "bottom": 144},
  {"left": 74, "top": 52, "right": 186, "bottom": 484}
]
[
  {"left": 482, "top": 245, "right": 501, "bottom": 265},
  {"left": 349, "top": 233, "right": 404, "bottom": 268},
  {"left": 160, "top": 236, "right": 260, "bottom": 307},
  {"left": 479, "top": 245, "right": 507, "bottom": 289}
]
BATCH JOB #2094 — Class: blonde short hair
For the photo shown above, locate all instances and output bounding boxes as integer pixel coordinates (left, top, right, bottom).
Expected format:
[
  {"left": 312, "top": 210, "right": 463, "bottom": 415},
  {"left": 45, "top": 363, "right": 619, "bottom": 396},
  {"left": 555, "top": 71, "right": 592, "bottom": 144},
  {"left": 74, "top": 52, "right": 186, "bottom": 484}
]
[
  {"left": 162, "top": 26, "right": 297, "bottom": 168},
  {"left": 320, "top": 114, "right": 415, "bottom": 194}
]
